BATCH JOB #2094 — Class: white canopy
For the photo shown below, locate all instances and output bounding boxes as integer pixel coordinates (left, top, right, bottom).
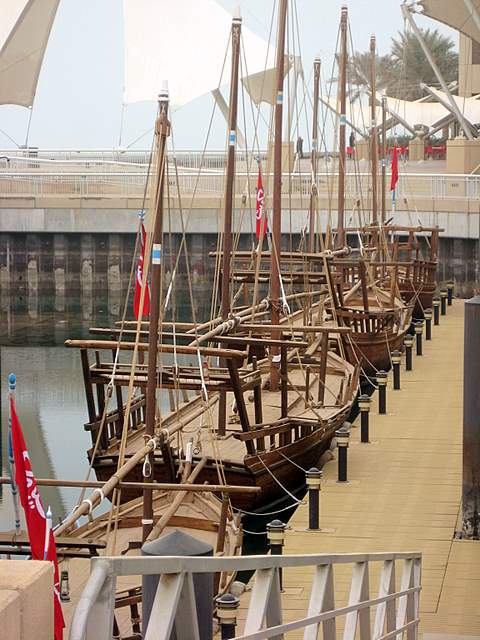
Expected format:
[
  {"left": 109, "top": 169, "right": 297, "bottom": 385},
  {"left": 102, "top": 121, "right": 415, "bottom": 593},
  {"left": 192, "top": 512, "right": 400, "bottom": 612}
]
[
  {"left": 418, "top": 0, "right": 480, "bottom": 45},
  {"left": 0, "top": 0, "right": 60, "bottom": 107},
  {"left": 320, "top": 93, "right": 454, "bottom": 135},
  {"left": 424, "top": 86, "right": 480, "bottom": 124},
  {"left": 123, "top": 0, "right": 277, "bottom": 107}
]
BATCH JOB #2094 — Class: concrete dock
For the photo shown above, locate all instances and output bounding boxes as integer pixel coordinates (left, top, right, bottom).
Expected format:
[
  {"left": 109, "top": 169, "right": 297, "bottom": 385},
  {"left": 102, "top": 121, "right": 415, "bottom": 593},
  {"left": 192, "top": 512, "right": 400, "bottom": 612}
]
[{"left": 270, "top": 299, "right": 480, "bottom": 638}]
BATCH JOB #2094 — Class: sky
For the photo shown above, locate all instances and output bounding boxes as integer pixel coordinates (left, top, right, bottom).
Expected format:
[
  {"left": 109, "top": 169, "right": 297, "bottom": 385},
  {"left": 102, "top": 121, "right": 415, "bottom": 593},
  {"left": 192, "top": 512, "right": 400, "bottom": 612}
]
[{"left": 0, "top": 0, "right": 457, "bottom": 150}]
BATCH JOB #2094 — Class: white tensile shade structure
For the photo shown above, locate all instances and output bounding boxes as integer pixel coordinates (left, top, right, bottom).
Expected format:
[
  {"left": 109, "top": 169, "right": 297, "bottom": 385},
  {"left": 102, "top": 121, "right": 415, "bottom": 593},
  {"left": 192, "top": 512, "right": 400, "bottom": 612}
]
[
  {"left": 418, "top": 0, "right": 480, "bottom": 45},
  {"left": 0, "top": 0, "right": 60, "bottom": 107},
  {"left": 318, "top": 91, "right": 473, "bottom": 137},
  {"left": 123, "top": 0, "right": 278, "bottom": 108},
  {"left": 424, "top": 86, "right": 480, "bottom": 124}
]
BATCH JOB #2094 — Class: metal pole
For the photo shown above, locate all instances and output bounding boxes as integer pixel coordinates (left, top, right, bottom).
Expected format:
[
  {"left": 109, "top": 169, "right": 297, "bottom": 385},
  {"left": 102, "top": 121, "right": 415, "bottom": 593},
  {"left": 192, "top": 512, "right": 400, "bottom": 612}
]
[
  {"left": 359, "top": 394, "right": 371, "bottom": 443},
  {"left": 404, "top": 334, "right": 414, "bottom": 371},
  {"left": 462, "top": 295, "right": 480, "bottom": 538},
  {"left": 377, "top": 371, "right": 387, "bottom": 414},
  {"left": 216, "top": 593, "right": 240, "bottom": 640},
  {"left": 440, "top": 289, "right": 447, "bottom": 316},
  {"left": 267, "top": 520, "right": 286, "bottom": 591},
  {"left": 424, "top": 308, "right": 432, "bottom": 340},
  {"left": 336, "top": 424, "right": 350, "bottom": 481},
  {"left": 391, "top": 350, "right": 401, "bottom": 390},
  {"left": 306, "top": 468, "right": 322, "bottom": 530},
  {"left": 7, "top": 373, "right": 21, "bottom": 533},
  {"left": 433, "top": 297, "right": 440, "bottom": 325},
  {"left": 447, "top": 282, "right": 454, "bottom": 306},
  {"left": 401, "top": 3, "right": 474, "bottom": 140},
  {"left": 414, "top": 321, "right": 424, "bottom": 356}
]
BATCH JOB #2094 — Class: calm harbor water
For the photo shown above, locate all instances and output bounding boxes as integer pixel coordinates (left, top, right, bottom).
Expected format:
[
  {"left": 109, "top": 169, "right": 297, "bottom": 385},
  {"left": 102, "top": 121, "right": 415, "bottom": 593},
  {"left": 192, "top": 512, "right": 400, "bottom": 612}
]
[
  {"left": 0, "top": 229, "right": 474, "bottom": 535},
  {"left": 0, "top": 279, "right": 213, "bottom": 533}
]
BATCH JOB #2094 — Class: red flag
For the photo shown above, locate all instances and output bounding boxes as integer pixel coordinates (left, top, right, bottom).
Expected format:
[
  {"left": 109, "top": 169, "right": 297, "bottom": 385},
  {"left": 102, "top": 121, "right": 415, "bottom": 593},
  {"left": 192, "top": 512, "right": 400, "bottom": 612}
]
[
  {"left": 133, "top": 222, "right": 151, "bottom": 318},
  {"left": 10, "top": 397, "right": 65, "bottom": 640},
  {"left": 255, "top": 167, "right": 268, "bottom": 240},
  {"left": 390, "top": 146, "right": 399, "bottom": 191}
]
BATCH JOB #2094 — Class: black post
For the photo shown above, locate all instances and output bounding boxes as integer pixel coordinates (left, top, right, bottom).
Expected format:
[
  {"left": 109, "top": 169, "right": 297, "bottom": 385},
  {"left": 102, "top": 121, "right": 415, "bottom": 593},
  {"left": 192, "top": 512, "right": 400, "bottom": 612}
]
[
  {"left": 447, "top": 281, "right": 454, "bottom": 306},
  {"left": 267, "top": 520, "right": 285, "bottom": 591},
  {"left": 424, "top": 308, "right": 432, "bottom": 340},
  {"left": 404, "top": 334, "right": 414, "bottom": 371},
  {"left": 391, "top": 350, "right": 401, "bottom": 390},
  {"left": 336, "top": 423, "right": 350, "bottom": 482},
  {"left": 440, "top": 289, "right": 447, "bottom": 315},
  {"left": 414, "top": 320, "right": 423, "bottom": 356},
  {"left": 216, "top": 593, "right": 240, "bottom": 640},
  {"left": 377, "top": 370, "right": 387, "bottom": 414},
  {"left": 433, "top": 297, "right": 440, "bottom": 325},
  {"left": 463, "top": 296, "right": 480, "bottom": 538},
  {"left": 306, "top": 467, "right": 322, "bottom": 530},
  {"left": 359, "top": 394, "right": 371, "bottom": 443}
]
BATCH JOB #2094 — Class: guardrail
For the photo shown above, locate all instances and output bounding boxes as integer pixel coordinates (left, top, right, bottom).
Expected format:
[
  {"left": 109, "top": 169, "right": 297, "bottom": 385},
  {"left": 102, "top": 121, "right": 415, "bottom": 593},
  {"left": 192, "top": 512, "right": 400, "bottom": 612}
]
[
  {"left": 0, "top": 149, "right": 269, "bottom": 172},
  {"left": 0, "top": 170, "right": 479, "bottom": 202},
  {"left": 69, "top": 551, "right": 421, "bottom": 640}
]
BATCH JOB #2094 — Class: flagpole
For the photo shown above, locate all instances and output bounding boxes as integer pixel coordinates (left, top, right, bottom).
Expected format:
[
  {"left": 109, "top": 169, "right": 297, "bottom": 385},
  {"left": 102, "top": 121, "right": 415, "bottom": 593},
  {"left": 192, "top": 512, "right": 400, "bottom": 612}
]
[
  {"left": 7, "top": 373, "right": 21, "bottom": 533},
  {"left": 43, "top": 506, "right": 52, "bottom": 560}
]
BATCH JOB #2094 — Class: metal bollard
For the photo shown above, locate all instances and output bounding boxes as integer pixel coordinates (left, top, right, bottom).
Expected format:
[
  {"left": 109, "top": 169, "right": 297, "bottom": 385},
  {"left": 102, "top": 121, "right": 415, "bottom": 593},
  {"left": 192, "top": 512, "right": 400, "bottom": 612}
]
[
  {"left": 391, "top": 350, "right": 401, "bottom": 390},
  {"left": 414, "top": 320, "right": 424, "bottom": 356},
  {"left": 216, "top": 593, "right": 240, "bottom": 640},
  {"left": 447, "top": 281, "right": 454, "bottom": 306},
  {"left": 424, "top": 308, "right": 432, "bottom": 341},
  {"left": 433, "top": 297, "right": 440, "bottom": 325},
  {"left": 335, "top": 424, "right": 350, "bottom": 482},
  {"left": 376, "top": 370, "right": 388, "bottom": 414},
  {"left": 59, "top": 570, "right": 70, "bottom": 602},
  {"left": 440, "top": 289, "right": 447, "bottom": 316},
  {"left": 267, "top": 520, "right": 286, "bottom": 591},
  {"left": 404, "top": 333, "right": 414, "bottom": 371},
  {"left": 358, "top": 394, "right": 371, "bottom": 443},
  {"left": 306, "top": 467, "right": 322, "bottom": 530}
]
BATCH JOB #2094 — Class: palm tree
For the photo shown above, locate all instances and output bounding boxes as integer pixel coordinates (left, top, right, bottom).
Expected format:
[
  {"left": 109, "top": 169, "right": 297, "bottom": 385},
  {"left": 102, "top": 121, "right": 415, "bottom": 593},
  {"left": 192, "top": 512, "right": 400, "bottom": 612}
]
[
  {"left": 333, "top": 28, "right": 458, "bottom": 102},
  {"left": 389, "top": 29, "right": 458, "bottom": 100}
]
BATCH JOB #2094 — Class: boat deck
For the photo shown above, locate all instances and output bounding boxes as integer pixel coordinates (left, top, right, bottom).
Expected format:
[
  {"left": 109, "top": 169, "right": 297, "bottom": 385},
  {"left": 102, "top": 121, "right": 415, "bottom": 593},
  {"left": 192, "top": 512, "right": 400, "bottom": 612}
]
[{"left": 236, "top": 300, "right": 480, "bottom": 637}]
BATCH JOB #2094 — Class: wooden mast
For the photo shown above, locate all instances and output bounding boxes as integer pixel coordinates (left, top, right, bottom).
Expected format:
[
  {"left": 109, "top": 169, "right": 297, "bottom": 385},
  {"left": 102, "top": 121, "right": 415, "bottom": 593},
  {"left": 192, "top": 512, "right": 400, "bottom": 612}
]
[
  {"left": 218, "top": 9, "right": 242, "bottom": 437},
  {"left": 270, "top": 0, "right": 288, "bottom": 391},
  {"left": 370, "top": 35, "right": 378, "bottom": 226},
  {"left": 308, "top": 57, "right": 321, "bottom": 253},
  {"left": 381, "top": 94, "right": 387, "bottom": 224},
  {"left": 143, "top": 87, "right": 170, "bottom": 541},
  {"left": 336, "top": 6, "right": 348, "bottom": 249}
]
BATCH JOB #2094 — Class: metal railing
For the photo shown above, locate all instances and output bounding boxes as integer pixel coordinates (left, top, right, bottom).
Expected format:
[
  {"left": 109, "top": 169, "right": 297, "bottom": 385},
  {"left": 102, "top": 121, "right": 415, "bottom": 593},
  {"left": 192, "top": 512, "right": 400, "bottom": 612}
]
[
  {"left": 69, "top": 551, "right": 421, "bottom": 640},
  {"left": 0, "top": 169, "right": 479, "bottom": 203}
]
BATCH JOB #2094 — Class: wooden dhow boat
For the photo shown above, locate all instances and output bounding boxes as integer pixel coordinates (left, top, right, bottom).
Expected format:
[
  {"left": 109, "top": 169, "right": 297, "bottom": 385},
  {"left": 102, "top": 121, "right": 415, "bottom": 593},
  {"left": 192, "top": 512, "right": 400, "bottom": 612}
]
[
  {"left": 66, "top": 0, "right": 359, "bottom": 514},
  {"left": 328, "top": 12, "right": 413, "bottom": 376}
]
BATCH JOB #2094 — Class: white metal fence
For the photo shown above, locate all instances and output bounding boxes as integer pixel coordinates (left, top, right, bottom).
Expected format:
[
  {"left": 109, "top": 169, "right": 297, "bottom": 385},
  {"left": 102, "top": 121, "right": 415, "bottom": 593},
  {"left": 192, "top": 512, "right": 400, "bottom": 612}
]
[
  {"left": 69, "top": 551, "right": 421, "bottom": 640},
  {"left": 0, "top": 169, "right": 479, "bottom": 202}
]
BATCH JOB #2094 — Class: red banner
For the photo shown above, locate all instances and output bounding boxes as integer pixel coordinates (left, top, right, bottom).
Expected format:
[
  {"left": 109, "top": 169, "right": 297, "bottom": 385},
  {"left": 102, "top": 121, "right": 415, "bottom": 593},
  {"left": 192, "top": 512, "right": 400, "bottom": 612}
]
[
  {"left": 133, "top": 222, "right": 151, "bottom": 318},
  {"left": 390, "top": 145, "right": 399, "bottom": 191},
  {"left": 255, "top": 167, "right": 267, "bottom": 240},
  {"left": 10, "top": 396, "right": 65, "bottom": 640}
]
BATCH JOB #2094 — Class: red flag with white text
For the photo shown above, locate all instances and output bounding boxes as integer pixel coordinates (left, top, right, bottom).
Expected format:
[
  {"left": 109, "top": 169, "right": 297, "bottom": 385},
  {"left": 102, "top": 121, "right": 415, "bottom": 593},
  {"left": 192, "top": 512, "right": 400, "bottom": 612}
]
[
  {"left": 133, "top": 222, "right": 151, "bottom": 318},
  {"left": 10, "top": 397, "right": 65, "bottom": 640},
  {"left": 256, "top": 167, "right": 268, "bottom": 240},
  {"left": 390, "top": 146, "right": 399, "bottom": 191}
]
